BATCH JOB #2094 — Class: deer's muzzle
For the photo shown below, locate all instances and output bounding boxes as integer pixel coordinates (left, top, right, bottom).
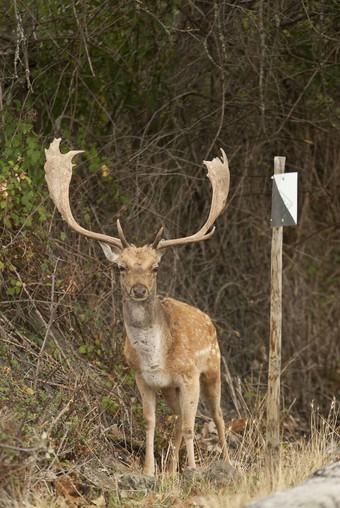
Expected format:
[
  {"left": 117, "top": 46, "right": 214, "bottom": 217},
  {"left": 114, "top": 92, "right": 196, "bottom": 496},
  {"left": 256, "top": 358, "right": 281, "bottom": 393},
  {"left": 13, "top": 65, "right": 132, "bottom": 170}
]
[{"left": 130, "top": 283, "right": 148, "bottom": 300}]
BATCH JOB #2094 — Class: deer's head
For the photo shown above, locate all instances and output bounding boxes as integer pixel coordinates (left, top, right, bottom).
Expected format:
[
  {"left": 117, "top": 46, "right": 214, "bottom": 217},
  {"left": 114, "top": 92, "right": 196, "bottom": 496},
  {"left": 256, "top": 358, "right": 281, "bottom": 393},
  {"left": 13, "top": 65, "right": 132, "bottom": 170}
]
[
  {"left": 100, "top": 243, "right": 163, "bottom": 301},
  {"left": 44, "top": 138, "right": 230, "bottom": 302}
]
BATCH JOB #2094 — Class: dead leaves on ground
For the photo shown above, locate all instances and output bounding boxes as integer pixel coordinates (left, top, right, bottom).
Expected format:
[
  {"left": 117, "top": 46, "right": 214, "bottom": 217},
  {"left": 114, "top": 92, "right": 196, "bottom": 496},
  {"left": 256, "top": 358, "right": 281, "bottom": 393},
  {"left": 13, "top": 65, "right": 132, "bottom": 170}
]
[
  {"left": 53, "top": 472, "right": 226, "bottom": 507},
  {"left": 54, "top": 473, "right": 105, "bottom": 507},
  {"left": 123, "top": 486, "right": 222, "bottom": 507}
]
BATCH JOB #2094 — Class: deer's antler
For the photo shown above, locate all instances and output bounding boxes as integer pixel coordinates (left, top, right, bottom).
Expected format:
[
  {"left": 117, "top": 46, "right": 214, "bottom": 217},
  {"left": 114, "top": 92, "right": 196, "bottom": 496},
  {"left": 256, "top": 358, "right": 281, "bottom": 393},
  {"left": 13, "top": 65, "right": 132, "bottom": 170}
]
[
  {"left": 156, "top": 149, "right": 230, "bottom": 250},
  {"left": 44, "top": 138, "right": 123, "bottom": 249}
]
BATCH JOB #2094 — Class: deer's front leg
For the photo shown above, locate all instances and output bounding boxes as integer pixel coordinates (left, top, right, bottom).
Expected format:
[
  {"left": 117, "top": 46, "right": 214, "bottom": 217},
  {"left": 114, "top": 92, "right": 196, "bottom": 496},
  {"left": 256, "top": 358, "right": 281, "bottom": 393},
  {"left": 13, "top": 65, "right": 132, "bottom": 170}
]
[
  {"left": 161, "top": 387, "right": 182, "bottom": 474},
  {"left": 135, "top": 374, "right": 156, "bottom": 476},
  {"left": 179, "top": 373, "right": 200, "bottom": 469}
]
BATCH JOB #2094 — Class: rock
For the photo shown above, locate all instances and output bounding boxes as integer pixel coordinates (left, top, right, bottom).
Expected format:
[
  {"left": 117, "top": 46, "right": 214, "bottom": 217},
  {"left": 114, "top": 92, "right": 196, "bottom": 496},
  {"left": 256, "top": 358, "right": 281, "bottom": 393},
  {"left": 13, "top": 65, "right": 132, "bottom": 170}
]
[
  {"left": 81, "top": 465, "right": 118, "bottom": 491},
  {"left": 116, "top": 472, "right": 156, "bottom": 492},
  {"left": 313, "top": 461, "right": 340, "bottom": 479},
  {"left": 181, "top": 466, "right": 205, "bottom": 483},
  {"left": 81, "top": 463, "right": 156, "bottom": 497},
  {"left": 205, "top": 460, "right": 238, "bottom": 487},
  {"left": 245, "top": 461, "right": 340, "bottom": 508},
  {"left": 182, "top": 460, "right": 237, "bottom": 488}
]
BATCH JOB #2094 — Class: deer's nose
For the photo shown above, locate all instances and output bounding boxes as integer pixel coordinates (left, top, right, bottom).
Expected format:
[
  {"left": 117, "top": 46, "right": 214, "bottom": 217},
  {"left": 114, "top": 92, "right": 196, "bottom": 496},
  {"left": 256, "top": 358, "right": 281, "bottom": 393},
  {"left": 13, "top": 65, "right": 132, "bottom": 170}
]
[{"left": 130, "top": 284, "right": 148, "bottom": 300}]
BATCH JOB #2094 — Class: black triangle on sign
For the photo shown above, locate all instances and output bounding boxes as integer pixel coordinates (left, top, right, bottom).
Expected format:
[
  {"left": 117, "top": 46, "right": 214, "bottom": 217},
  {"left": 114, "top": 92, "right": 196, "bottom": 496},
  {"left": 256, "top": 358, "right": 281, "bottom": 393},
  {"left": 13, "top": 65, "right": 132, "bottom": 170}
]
[{"left": 271, "top": 179, "right": 296, "bottom": 227}]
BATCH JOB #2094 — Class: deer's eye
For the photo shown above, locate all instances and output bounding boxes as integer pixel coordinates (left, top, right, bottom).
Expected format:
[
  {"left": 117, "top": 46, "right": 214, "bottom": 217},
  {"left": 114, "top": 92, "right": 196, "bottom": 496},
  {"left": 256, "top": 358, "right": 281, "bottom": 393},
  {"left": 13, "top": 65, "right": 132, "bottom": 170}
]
[
  {"left": 152, "top": 266, "right": 159, "bottom": 273},
  {"left": 119, "top": 266, "right": 126, "bottom": 272}
]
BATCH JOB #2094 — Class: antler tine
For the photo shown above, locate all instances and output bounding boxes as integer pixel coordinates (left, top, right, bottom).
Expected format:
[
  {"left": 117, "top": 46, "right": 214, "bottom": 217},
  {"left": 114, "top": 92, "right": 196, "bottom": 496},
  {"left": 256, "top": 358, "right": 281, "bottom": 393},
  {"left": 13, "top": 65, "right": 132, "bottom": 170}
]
[
  {"left": 151, "top": 227, "right": 164, "bottom": 249},
  {"left": 157, "top": 148, "right": 230, "bottom": 250},
  {"left": 44, "top": 138, "right": 123, "bottom": 249},
  {"left": 117, "top": 219, "right": 129, "bottom": 248}
]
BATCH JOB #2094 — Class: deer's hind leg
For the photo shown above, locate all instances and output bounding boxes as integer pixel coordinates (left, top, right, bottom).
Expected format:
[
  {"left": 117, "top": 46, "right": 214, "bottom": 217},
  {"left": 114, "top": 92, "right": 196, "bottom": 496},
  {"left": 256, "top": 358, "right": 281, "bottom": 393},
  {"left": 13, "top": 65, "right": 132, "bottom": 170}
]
[
  {"left": 161, "top": 387, "right": 182, "bottom": 473},
  {"left": 201, "top": 364, "right": 230, "bottom": 462}
]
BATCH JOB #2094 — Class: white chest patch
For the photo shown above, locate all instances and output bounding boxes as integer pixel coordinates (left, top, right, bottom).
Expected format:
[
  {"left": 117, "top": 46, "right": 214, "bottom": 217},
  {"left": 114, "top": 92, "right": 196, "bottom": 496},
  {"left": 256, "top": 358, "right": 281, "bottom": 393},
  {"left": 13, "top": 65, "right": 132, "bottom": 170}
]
[
  {"left": 127, "top": 326, "right": 164, "bottom": 372},
  {"left": 126, "top": 324, "right": 168, "bottom": 386}
]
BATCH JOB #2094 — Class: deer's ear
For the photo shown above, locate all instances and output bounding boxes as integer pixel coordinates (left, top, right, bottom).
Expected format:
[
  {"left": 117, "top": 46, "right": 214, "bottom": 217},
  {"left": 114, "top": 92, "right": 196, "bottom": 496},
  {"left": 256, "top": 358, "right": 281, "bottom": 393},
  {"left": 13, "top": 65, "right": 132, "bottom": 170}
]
[{"left": 99, "top": 242, "right": 121, "bottom": 264}]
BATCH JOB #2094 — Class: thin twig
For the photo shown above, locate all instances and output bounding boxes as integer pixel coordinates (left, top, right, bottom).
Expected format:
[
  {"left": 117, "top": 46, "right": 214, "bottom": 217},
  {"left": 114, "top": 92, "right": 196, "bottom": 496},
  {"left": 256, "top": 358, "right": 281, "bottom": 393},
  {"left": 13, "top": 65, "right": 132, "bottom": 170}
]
[
  {"left": 0, "top": 442, "right": 40, "bottom": 453},
  {"left": 33, "top": 258, "right": 59, "bottom": 390},
  {"left": 222, "top": 356, "right": 242, "bottom": 417},
  {"left": 2, "top": 197, "right": 48, "bottom": 249},
  {"left": 72, "top": 0, "right": 95, "bottom": 77},
  {"left": 258, "top": 0, "right": 266, "bottom": 132},
  {"left": 13, "top": 0, "right": 32, "bottom": 91}
]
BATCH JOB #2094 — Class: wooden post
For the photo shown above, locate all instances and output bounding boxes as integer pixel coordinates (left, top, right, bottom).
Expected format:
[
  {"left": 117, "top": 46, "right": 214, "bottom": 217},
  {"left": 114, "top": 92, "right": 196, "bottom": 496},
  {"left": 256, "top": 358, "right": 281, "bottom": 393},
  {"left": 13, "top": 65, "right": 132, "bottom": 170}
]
[{"left": 266, "top": 156, "right": 285, "bottom": 483}]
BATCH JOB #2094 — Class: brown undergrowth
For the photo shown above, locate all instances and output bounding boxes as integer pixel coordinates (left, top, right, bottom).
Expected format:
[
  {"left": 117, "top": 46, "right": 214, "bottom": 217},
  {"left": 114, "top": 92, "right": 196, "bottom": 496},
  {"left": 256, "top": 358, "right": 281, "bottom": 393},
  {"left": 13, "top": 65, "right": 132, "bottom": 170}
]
[{"left": 0, "top": 310, "right": 339, "bottom": 507}]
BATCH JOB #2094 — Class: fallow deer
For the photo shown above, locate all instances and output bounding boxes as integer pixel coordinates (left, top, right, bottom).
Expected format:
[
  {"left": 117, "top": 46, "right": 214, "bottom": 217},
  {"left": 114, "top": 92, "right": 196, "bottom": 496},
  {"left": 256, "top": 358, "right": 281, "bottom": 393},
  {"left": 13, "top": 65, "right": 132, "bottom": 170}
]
[{"left": 44, "top": 138, "right": 231, "bottom": 476}]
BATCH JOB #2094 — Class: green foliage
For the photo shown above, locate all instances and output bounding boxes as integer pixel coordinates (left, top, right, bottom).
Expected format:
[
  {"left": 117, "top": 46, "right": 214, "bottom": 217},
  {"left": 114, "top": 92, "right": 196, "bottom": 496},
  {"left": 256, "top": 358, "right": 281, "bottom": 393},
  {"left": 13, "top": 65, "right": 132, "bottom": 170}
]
[
  {"left": 114, "top": 362, "right": 135, "bottom": 387},
  {"left": 0, "top": 363, "right": 39, "bottom": 435},
  {"left": 0, "top": 104, "right": 46, "bottom": 234},
  {"left": 23, "top": 1, "right": 178, "bottom": 141},
  {"left": 78, "top": 344, "right": 95, "bottom": 357},
  {"left": 101, "top": 395, "right": 119, "bottom": 413},
  {"left": 5, "top": 278, "right": 23, "bottom": 296}
]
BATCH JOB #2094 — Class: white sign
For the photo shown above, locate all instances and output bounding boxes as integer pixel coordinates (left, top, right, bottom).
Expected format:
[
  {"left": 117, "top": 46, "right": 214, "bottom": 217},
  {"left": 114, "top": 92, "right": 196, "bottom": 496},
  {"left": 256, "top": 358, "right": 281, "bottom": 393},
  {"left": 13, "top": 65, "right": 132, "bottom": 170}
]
[{"left": 271, "top": 173, "right": 298, "bottom": 227}]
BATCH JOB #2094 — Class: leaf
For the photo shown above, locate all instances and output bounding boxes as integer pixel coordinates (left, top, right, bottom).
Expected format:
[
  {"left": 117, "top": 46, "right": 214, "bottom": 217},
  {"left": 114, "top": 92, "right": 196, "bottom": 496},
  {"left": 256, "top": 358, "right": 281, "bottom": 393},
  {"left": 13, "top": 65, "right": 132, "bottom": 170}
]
[
  {"left": 244, "top": 391, "right": 255, "bottom": 399},
  {"left": 30, "top": 150, "right": 41, "bottom": 164},
  {"left": 184, "top": 495, "right": 210, "bottom": 507},
  {"left": 55, "top": 475, "right": 83, "bottom": 507},
  {"left": 89, "top": 494, "right": 106, "bottom": 507},
  {"left": 110, "top": 424, "right": 119, "bottom": 439},
  {"left": 228, "top": 417, "right": 248, "bottom": 434},
  {"left": 140, "top": 493, "right": 158, "bottom": 505}
]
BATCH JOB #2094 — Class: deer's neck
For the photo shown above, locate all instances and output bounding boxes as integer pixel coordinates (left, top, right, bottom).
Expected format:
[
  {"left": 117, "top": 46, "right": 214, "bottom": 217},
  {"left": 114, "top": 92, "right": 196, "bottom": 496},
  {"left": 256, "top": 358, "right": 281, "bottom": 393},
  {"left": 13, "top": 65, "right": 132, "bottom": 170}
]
[
  {"left": 123, "top": 294, "right": 163, "bottom": 329},
  {"left": 123, "top": 295, "right": 168, "bottom": 373}
]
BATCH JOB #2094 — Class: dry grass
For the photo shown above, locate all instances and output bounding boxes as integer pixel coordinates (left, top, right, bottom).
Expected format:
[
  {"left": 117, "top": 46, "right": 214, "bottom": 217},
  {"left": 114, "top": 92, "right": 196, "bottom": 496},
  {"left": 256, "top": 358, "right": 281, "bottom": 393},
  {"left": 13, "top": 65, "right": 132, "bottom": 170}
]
[
  {"left": 206, "top": 399, "right": 339, "bottom": 508},
  {"left": 1, "top": 397, "right": 338, "bottom": 507}
]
